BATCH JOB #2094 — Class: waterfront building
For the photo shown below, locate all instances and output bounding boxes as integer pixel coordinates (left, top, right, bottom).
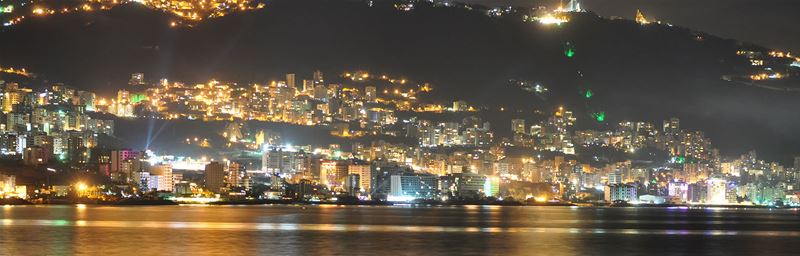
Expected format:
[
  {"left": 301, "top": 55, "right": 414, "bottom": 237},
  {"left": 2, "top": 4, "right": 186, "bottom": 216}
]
[
  {"left": 604, "top": 184, "right": 638, "bottom": 202},
  {"left": 204, "top": 162, "right": 226, "bottom": 193},
  {"left": 388, "top": 173, "right": 438, "bottom": 201}
]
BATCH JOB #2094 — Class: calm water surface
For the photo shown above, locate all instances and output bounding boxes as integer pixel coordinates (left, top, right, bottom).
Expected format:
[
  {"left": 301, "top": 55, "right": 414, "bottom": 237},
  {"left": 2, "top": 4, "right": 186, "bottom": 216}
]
[{"left": 1, "top": 205, "right": 799, "bottom": 255}]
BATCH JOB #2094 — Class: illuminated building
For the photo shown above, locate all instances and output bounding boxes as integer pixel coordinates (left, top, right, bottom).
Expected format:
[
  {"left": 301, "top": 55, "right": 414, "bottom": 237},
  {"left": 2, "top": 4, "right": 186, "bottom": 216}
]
[
  {"left": 511, "top": 119, "right": 526, "bottom": 134},
  {"left": 66, "top": 134, "right": 88, "bottom": 164},
  {"left": 86, "top": 119, "right": 114, "bottom": 136},
  {"left": 2, "top": 83, "right": 29, "bottom": 113},
  {"left": 688, "top": 182, "right": 707, "bottom": 203},
  {"left": 638, "top": 195, "right": 665, "bottom": 204},
  {"left": 172, "top": 172, "right": 183, "bottom": 185},
  {"left": 285, "top": 73, "right": 296, "bottom": 88},
  {"left": 313, "top": 84, "right": 328, "bottom": 100},
  {"left": 111, "top": 149, "right": 140, "bottom": 178},
  {"left": 452, "top": 100, "right": 468, "bottom": 112},
  {"left": 348, "top": 164, "right": 372, "bottom": 194},
  {"left": 462, "top": 125, "right": 493, "bottom": 147},
  {"left": 493, "top": 157, "right": 523, "bottom": 177},
  {"left": 607, "top": 172, "right": 623, "bottom": 185},
  {"left": 706, "top": 178, "right": 730, "bottom": 204},
  {"left": 174, "top": 181, "right": 195, "bottom": 196},
  {"left": 604, "top": 183, "right": 637, "bottom": 202},
  {"left": 344, "top": 174, "right": 360, "bottom": 196},
  {"left": 559, "top": 0, "right": 583, "bottom": 13},
  {"left": 204, "top": 162, "right": 226, "bottom": 193},
  {"left": 447, "top": 172, "right": 488, "bottom": 199},
  {"left": 320, "top": 160, "right": 348, "bottom": 189},
  {"left": 313, "top": 70, "right": 324, "bottom": 84},
  {"left": 129, "top": 73, "right": 145, "bottom": 86},
  {"left": 227, "top": 162, "right": 251, "bottom": 189},
  {"left": 668, "top": 180, "right": 689, "bottom": 202},
  {"left": 262, "top": 145, "right": 302, "bottom": 177},
  {"left": 6, "top": 112, "right": 29, "bottom": 132},
  {"left": 327, "top": 84, "right": 340, "bottom": 99},
  {"left": 23, "top": 146, "right": 48, "bottom": 166},
  {"left": 419, "top": 124, "right": 440, "bottom": 147},
  {"left": 132, "top": 171, "right": 152, "bottom": 191},
  {"left": 149, "top": 164, "right": 174, "bottom": 192},
  {"left": 78, "top": 91, "right": 96, "bottom": 111},
  {"left": 117, "top": 89, "right": 130, "bottom": 103},
  {"left": 388, "top": 173, "right": 438, "bottom": 201},
  {"left": 442, "top": 122, "right": 460, "bottom": 145},
  {"left": 0, "top": 174, "right": 16, "bottom": 197},
  {"left": 663, "top": 117, "right": 680, "bottom": 134},
  {"left": 418, "top": 119, "right": 492, "bottom": 148},
  {"left": 635, "top": 9, "right": 650, "bottom": 25},
  {"left": 365, "top": 86, "right": 377, "bottom": 102}
]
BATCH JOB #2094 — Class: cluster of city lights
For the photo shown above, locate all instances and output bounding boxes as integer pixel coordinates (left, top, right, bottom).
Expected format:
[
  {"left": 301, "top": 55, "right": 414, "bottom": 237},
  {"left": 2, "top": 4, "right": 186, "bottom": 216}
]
[
  {"left": 0, "top": 66, "right": 32, "bottom": 77},
  {"left": 734, "top": 49, "right": 796, "bottom": 82},
  {"left": 2, "top": 0, "right": 265, "bottom": 28}
]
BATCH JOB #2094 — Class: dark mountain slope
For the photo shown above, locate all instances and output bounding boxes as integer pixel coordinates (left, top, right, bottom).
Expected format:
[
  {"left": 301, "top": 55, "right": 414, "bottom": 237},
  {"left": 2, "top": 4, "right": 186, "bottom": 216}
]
[{"left": 0, "top": 0, "right": 797, "bottom": 162}]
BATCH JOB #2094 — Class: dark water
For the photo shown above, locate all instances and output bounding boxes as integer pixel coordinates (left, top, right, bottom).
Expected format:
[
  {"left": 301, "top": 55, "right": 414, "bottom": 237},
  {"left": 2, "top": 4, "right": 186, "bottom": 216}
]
[{"left": 1, "top": 205, "right": 800, "bottom": 255}]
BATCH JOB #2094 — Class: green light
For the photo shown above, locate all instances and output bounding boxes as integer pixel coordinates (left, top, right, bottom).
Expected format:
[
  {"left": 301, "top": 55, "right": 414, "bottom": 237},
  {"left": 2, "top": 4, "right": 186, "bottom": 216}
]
[
  {"left": 131, "top": 93, "right": 147, "bottom": 103},
  {"left": 584, "top": 89, "right": 593, "bottom": 99},
  {"left": 1, "top": 5, "right": 13, "bottom": 13},
  {"left": 53, "top": 220, "right": 70, "bottom": 226},
  {"left": 564, "top": 42, "right": 575, "bottom": 58},
  {"left": 674, "top": 156, "right": 685, "bottom": 164},
  {"left": 592, "top": 112, "right": 605, "bottom": 122}
]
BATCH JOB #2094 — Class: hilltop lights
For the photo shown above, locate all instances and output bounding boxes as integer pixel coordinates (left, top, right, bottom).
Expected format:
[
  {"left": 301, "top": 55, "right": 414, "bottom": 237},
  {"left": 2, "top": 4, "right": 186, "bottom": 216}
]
[
  {"left": 536, "top": 14, "right": 569, "bottom": 25},
  {"left": 530, "top": 0, "right": 584, "bottom": 25},
  {"left": 0, "top": 66, "right": 32, "bottom": 77},
  {"left": 1, "top": 0, "right": 264, "bottom": 28},
  {"left": 635, "top": 9, "right": 650, "bottom": 25}
]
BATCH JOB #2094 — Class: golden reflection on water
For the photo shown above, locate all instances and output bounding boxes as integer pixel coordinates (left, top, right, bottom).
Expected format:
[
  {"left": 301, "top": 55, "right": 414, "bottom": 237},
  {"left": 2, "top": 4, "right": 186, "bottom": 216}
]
[
  {"left": 0, "top": 218, "right": 799, "bottom": 237},
  {"left": 2, "top": 206, "right": 800, "bottom": 255}
]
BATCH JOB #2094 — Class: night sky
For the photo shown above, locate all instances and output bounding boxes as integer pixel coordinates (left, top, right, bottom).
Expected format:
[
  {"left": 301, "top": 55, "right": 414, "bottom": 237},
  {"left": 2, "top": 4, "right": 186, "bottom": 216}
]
[{"left": 465, "top": 0, "right": 800, "bottom": 53}]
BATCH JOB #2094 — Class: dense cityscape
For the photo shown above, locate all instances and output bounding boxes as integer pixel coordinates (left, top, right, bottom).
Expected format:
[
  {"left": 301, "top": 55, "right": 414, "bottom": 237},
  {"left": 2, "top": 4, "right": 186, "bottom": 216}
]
[{"left": 0, "top": 64, "right": 798, "bottom": 207}]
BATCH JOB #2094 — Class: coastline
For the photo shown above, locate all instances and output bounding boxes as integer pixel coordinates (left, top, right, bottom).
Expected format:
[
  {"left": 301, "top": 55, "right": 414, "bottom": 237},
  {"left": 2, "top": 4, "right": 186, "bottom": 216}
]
[{"left": 1, "top": 198, "right": 792, "bottom": 209}]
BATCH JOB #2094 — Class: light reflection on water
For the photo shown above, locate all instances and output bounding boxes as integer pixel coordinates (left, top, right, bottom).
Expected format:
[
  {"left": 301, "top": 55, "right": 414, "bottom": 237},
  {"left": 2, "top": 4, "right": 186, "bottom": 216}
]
[
  {"left": 11, "top": 218, "right": 799, "bottom": 235},
  {"left": 1, "top": 205, "right": 800, "bottom": 255}
]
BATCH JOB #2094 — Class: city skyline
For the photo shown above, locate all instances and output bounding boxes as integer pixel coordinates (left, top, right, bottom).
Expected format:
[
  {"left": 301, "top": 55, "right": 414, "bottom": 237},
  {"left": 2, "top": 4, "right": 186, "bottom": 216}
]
[{"left": 0, "top": 67, "right": 797, "bottom": 206}]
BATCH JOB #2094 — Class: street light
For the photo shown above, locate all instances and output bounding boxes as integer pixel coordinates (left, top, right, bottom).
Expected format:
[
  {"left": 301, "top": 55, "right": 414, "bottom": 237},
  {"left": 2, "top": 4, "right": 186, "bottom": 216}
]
[{"left": 76, "top": 182, "right": 88, "bottom": 192}]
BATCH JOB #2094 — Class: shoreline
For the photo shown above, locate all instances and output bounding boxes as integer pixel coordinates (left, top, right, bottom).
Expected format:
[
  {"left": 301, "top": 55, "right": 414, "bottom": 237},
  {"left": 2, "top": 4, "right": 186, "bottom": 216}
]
[{"left": 1, "top": 198, "right": 793, "bottom": 209}]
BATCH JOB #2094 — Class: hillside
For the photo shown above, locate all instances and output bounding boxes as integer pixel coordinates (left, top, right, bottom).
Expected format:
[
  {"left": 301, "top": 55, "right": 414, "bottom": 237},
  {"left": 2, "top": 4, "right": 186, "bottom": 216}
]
[{"left": 0, "top": 0, "right": 798, "bottom": 162}]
